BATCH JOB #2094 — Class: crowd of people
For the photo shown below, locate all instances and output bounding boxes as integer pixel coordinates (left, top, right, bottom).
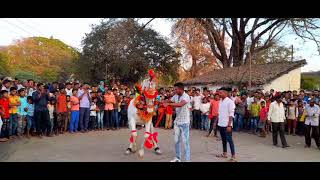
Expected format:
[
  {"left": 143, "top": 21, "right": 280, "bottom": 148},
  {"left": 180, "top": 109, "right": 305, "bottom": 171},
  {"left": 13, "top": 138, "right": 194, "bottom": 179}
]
[
  {"left": 0, "top": 77, "right": 137, "bottom": 142},
  {"left": 0, "top": 76, "right": 319, "bottom": 159}
]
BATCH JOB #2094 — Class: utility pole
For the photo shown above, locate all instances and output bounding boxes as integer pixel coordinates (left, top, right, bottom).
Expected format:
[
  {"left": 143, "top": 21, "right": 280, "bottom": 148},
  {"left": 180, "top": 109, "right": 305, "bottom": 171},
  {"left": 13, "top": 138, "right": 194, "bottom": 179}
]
[
  {"left": 248, "top": 50, "right": 252, "bottom": 91},
  {"left": 291, "top": 45, "right": 294, "bottom": 61}
]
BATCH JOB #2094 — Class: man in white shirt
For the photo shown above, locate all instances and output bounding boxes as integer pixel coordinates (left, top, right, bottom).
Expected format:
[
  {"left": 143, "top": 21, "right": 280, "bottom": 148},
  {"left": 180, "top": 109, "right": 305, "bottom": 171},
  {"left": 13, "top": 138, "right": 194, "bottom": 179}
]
[
  {"left": 164, "top": 82, "right": 191, "bottom": 162},
  {"left": 304, "top": 100, "right": 320, "bottom": 148},
  {"left": 191, "top": 89, "right": 202, "bottom": 129},
  {"left": 65, "top": 82, "right": 73, "bottom": 97},
  {"left": 1, "top": 79, "right": 11, "bottom": 92},
  {"left": 268, "top": 95, "right": 289, "bottom": 148},
  {"left": 27, "top": 79, "right": 36, "bottom": 97},
  {"left": 215, "top": 87, "right": 236, "bottom": 162}
]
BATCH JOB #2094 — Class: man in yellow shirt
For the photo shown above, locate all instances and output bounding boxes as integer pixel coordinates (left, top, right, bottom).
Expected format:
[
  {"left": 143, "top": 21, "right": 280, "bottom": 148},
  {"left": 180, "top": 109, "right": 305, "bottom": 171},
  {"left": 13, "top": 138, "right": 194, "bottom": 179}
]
[{"left": 9, "top": 87, "right": 21, "bottom": 137}]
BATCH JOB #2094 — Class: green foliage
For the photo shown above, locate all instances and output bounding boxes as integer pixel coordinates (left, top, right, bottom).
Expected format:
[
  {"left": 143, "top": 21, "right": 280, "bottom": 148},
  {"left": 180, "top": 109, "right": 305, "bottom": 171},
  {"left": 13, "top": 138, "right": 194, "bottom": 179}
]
[
  {"left": 0, "top": 53, "right": 11, "bottom": 76},
  {"left": 80, "top": 18, "right": 180, "bottom": 84},
  {"left": 255, "top": 42, "right": 293, "bottom": 64},
  {"left": 0, "top": 37, "right": 80, "bottom": 82},
  {"left": 301, "top": 75, "right": 320, "bottom": 90}
]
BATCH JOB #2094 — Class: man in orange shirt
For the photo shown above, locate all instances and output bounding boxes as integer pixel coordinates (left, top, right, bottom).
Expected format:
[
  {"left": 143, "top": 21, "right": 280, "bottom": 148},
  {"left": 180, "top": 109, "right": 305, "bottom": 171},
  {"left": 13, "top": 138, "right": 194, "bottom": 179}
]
[
  {"left": 56, "top": 89, "right": 67, "bottom": 134},
  {"left": 104, "top": 87, "right": 116, "bottom": 130},
  {"left": 207, "top": 93, "right": 220, "bottom": 137}
]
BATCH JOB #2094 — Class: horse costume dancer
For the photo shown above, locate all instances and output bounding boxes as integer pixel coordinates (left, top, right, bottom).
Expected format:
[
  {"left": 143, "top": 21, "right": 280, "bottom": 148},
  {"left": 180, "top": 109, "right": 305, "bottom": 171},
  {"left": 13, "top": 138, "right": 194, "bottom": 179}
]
[{"left": 125, "top": 69, "right": 162, "bottom": 157}]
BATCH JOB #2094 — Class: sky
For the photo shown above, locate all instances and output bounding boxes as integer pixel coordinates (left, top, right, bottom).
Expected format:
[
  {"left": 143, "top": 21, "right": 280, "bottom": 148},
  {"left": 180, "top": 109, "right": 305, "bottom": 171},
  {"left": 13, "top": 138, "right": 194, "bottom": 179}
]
[{"left": 0, "top": 18, "right": 319, "bottom": 72}]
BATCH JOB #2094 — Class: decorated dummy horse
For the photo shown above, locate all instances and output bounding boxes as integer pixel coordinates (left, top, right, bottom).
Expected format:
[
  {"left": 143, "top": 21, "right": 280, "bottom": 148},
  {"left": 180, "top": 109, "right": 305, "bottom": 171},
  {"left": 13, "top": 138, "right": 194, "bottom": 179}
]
[{"left": 125, "top": 80, "right": 162, "bottom": 157}]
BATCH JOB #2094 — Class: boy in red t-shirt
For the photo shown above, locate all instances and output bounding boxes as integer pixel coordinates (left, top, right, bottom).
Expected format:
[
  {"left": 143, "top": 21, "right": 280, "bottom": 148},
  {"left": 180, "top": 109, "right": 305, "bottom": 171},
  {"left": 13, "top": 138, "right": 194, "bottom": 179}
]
[
  {"left": 258, "top": 101, "right": 268, "bottom": 137},
  {"left": 0, "top": 90, "right": 10, "bottom": 141},
  {"left": 165, "top": 104, "right": 173, "bottom": 129}
]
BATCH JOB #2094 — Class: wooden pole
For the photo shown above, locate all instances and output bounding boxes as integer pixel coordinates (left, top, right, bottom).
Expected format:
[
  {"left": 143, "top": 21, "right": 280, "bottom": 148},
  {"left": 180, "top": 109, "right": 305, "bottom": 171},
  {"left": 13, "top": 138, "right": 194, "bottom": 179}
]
[
  {"left": 291, "top": 45, "right": 294, "bottom": 61},
  {"left": 249, "top": 51, "right": 252, "bottom": 90}
]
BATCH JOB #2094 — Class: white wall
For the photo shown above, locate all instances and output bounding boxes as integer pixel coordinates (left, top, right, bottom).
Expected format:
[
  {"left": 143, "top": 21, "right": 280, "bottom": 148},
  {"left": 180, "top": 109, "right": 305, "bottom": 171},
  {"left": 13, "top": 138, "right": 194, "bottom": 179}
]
[{"left": 263, "top": 68, "right": 301, "bottom": 92}]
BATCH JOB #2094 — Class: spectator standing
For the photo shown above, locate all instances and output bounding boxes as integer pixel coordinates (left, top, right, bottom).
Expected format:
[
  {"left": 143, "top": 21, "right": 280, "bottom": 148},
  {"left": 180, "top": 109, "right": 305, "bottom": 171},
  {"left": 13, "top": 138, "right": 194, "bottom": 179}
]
[
  {"left": 200, "top": 97, "right": 210, "bottom": 131},
  {"left": 207, "top": 93, "right": 220, "bottom": 137},
  {"left": 104, "top": 88, "right": 115, "bottom": 130},
  {"left": 78, "top": 83, "right": 91, "bottom": 133},
  {"left": 25, "top": 96, "right": 34, "bottom": 138},
  {"left": 120, "top": 96, "right": 129, "bottom": 127},
  {"left": 32, "top": 83, "right": 50, "bottom": 138},
  {"left": 191, "top": 89, "right": 202, "bottom": 129},
  {"left": 296, "top": 100, "right": 306, "bottom": 136},
  {"left": 258, "top": 101, "right": 268, "bottom": 137},
  {"left": 113, "top": 89, "right": 120, "bottom": 130},
  {"left": 65, "top": 82, "right": 73, "bottom": 97},
  {"left": 216, "top": 88, "right": 236, "bottom": 162},
  {"left": 96, "top": 90, "right": 105, "bottom": 130},
  {"left": 47, "top": 98, "right": 55, "bottom": 136},
  {"left": 234, "top": 96, "right": 246, "bottom": 132},
  {"left": 70, "top": 89, "right": 80, "bottom": 133},
  {"left": 56, "top": 89, "right": 68, "bottom": 134},
  {"left": 286, "top": 99, "right": 299, "bottom": 135},
  {"left": 0, "top": 90, "right": 10, "bottom": 140},
  {"left": 304, "top": 100, "right": 320, "bottom": 149},
  {"left": 89, "top": 98, "right": 97, "bottom": 130},
  {"left": 1, "top": 80, "right": 11, "bottom": 92},
  {"left": 9, "top": 87, "right": 21, "bottom": 138},
  {"left": 268, "top": 95, "right": 290, "bottom": 148},
  {"left": 17, "top": 88, "right": 27, "bottom": 137},
  {"left": 165, "top": 104, "right": 173, "bottom": 129},
  {"left": 249, "top": 98, "right": 260, "bottom": 134},
  {"left": 27, "top": 79, "right": 36, "bottom": 97}
]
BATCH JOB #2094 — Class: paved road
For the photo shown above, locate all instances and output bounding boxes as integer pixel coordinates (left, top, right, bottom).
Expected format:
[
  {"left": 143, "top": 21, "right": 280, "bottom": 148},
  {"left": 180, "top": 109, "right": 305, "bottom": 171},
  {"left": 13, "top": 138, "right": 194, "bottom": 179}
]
[{"left": 1, "top": 128, "right": 320, "bottom": 162}]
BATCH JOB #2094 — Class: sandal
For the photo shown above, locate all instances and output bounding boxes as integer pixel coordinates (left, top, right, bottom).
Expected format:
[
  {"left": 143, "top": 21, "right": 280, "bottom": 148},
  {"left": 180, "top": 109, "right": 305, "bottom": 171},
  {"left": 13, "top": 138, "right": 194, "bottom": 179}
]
[
  {"left": 229, "top": 157, "right": 237, "bottom": 162},
  {"left": 216, "top": 154, "right": 228, "bottom": 158}
]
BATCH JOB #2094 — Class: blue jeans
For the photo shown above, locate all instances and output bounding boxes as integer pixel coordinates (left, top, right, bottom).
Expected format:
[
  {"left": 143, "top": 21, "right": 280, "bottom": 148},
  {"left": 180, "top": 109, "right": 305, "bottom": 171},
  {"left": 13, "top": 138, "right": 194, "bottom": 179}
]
[
  {"left": 9, "top": 114, "right": 18, "bottom": 136},
  {"left": 174, "top": 123, "right": 190, "bottom": 161},
  {"left": 26, "top": 115, "right": 33, "bottom": 130},
  {"left": 219, "top": 126, "right": 235, "bottom": 156},
  {"left": 70, "top": 111, "right": 79, "bottom": 132},
  {"left": 234, "top": 113, "right": 244, "bottom": 131},
  {"left": 113, "top": 109, "right": 119, "bottom": 129},
  {"left": 250, "top": 117, "right": 259, "bottom": 132},
  {"left": 97, "top": 111, "right": 104, "bottom": 129},
  {"left": 201, "top": 114, "right": 209, "bottom": 131},
  {"left": 79, "top": 108, "right": 90, "bottom": 131}
]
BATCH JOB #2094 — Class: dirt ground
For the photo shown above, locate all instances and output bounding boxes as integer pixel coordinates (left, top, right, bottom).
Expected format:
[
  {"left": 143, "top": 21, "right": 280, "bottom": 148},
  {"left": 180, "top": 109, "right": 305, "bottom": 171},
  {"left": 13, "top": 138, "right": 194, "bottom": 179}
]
[{"left": 1, "top": 128, "right": 320, "bottom": 162}]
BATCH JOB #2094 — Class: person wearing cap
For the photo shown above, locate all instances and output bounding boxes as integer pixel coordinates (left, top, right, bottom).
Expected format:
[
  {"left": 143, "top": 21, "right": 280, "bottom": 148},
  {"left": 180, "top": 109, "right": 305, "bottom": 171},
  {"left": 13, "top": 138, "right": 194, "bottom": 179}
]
[
  {"left": 215, "top": 87, "right": 237, "bottom": 162},
  {"left": 268, "top": 95, "right": 290, "bottom": 148},
  {"left": 141, "top": 69, "right": 157, "bottom": 92},
  {"left": 98, "top": 81, "right": 105, "bottom": 93}
]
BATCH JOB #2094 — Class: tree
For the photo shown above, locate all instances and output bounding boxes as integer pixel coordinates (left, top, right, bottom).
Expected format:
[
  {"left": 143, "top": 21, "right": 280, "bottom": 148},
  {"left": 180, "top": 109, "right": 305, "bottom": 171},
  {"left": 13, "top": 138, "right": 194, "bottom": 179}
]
[
  {"left": 80, "top": 18, "right": 180, "bottom": 84},
  {"left": 172, "top": 18, "right": 221, "bottom": 79},
  {"left": 0, "top": 37, "right": 80, "bottom": 82},
  {"left": 169, "top": 18, "right": 320, "bottom": 68},
  {"left": 0, "top": 53, "right": 11, "bottom": 76},
  {"left": 254, "top": 42, "right": 295, "bottom": 64},
  {"left": 301, "top": 75, "right": 320, "bottom": 90}
]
